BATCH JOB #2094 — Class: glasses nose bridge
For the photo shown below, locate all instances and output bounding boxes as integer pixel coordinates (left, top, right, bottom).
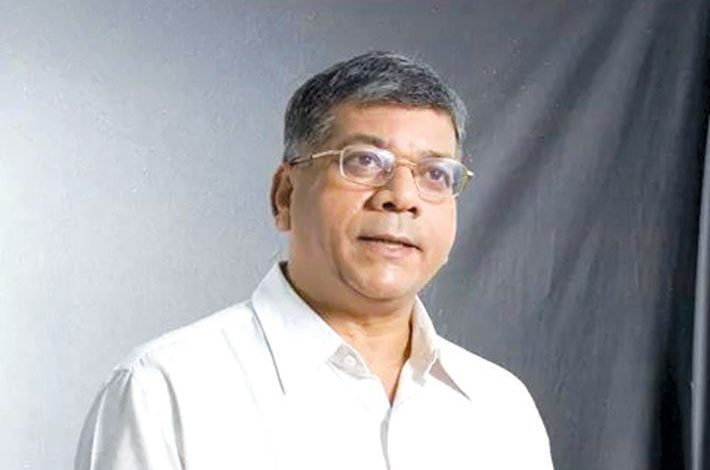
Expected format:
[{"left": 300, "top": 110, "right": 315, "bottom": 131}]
[
  {"left": 384, "top": 157, "right": 419, "bottom": 181},
  {"left": 380, "top": 158, "right": 424, "bottom": 201}
]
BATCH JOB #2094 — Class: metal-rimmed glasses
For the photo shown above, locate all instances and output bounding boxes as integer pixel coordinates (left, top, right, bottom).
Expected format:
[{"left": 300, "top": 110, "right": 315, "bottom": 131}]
[{"left": 288, "top": 144, "right": 475, "bottom": 201}]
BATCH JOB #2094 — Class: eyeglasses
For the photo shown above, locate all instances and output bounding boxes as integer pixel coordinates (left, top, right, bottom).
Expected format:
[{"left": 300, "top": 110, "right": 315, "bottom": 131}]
[{"left": 288, "top": 144, "right": 475, "bottom": 201}]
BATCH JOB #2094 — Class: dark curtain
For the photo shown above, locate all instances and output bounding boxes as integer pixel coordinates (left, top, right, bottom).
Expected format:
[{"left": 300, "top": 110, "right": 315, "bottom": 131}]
[
  {"left": 421, "top": 0, "right": 710, "bottom": 468},
  {"left": 693, "top": 126, "right": 710, "bottom": 470}
]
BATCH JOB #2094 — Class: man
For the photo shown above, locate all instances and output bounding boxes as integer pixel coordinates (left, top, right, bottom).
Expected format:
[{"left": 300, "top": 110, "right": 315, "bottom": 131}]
[{"left": 76, "top": 51, "right": 554, "bottom": 469}]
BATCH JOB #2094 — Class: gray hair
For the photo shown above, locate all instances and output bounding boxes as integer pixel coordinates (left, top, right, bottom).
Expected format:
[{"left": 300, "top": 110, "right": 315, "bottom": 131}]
[{"left": 283, "top": 51, "right": 468, "bottom": 162}]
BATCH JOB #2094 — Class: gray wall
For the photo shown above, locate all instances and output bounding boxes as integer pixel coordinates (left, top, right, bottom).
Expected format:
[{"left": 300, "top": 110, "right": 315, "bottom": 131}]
[
  {"left": 0, "top": 2, "right": 499, "bottom": 467},
  {"left": 3, "top": 1, "right": 709, "bottom": 469}
]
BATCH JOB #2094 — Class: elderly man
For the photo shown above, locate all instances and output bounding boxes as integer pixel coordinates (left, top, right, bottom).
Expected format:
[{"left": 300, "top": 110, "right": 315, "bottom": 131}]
[{"left": 76, "top": 51, "right": 553, "bottom": 470}]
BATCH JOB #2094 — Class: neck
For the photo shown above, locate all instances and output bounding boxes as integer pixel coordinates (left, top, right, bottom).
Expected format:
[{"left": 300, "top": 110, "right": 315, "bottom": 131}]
[
  {"left": 282, "top": 263, "right": 414, "bottom": 402},
  {"left": 291, "top": 277, "right": 414, "bottom": 365},
  {"left": 314, "top": 299, "right": 413, "bottom": 404},
  {"left": 318, "top": 303, "right": 412, "bottom": 365}
]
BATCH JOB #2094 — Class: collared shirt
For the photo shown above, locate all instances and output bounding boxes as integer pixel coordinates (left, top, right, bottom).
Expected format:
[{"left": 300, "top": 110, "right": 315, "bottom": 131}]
[{"left": 75, "top": 263, "right": 554, "bottom": 470}]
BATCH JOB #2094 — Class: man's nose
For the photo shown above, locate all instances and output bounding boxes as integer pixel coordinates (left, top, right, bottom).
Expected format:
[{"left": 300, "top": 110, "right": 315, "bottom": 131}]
[{"left": 369, "top": 166, "right": 421, "bottom": 216}]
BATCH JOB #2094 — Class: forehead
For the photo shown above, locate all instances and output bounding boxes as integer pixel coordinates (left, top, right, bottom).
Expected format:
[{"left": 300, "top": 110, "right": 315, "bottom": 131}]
[{"left": 326, "top": 103, "right": 458, "bottom": 157}]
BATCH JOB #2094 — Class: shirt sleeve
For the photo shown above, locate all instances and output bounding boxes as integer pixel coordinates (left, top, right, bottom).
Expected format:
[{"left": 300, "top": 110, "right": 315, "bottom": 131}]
[
  {"left": 505, "top": 379, "right": 555, "bottom": 470},
  {"left": 74, "top": 364, "right": 183, "bottom": 470}
]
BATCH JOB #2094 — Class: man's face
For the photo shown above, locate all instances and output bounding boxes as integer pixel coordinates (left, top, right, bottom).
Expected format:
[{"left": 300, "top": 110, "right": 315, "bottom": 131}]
[{"left": 273, "top": 102, "right": 459, "bottom": 310}]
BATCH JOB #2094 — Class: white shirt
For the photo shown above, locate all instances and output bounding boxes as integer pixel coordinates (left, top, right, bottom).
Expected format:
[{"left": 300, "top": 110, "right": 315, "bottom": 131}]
[{"left": 76, "top": 263, "right": 553, "bottom": 470}]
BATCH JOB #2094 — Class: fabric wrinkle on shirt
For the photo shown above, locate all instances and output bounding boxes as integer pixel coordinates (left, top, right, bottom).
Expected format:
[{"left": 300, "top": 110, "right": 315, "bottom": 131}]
[{"left": 75, "top": 262, "right": 554, "bottom": 470}]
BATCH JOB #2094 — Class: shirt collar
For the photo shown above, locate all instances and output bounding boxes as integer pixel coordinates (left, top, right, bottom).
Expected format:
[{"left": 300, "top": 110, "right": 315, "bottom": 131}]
[
  {"left": 251, "top": 262, "right": 468, "bottom": 399},
  {"left": 409, "top": 297, "right": 440, "bottom": 378},
  {"left": 408, "top": 298, "right": 469, "bottom": 400},
  {"left": 251, "top": 263, "right": 344, "bottom": 393}
]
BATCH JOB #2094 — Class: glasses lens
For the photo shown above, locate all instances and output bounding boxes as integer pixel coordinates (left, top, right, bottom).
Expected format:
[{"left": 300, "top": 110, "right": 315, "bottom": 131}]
[
  {"left": 341, "top": 147, "right": 393, "bottom": 183},
  {"left": 416, "top": 158, "right": 465, "bottom": 198}
]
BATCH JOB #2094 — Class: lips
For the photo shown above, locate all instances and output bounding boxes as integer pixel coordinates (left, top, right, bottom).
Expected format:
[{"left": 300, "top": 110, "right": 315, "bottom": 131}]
[{"left": 358, "top": 234, "right": 420, "bottom": 250}]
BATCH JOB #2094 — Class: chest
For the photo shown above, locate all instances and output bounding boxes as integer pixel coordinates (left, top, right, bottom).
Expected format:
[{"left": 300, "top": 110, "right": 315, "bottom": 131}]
[{"left": 173, "top": 369, "right": 500, "bottom": 470}]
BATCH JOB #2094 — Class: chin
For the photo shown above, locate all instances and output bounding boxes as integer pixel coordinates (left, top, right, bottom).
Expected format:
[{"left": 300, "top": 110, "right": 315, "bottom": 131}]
[{"left": 342, "top": 264, "right": 427, "bottom": 301}]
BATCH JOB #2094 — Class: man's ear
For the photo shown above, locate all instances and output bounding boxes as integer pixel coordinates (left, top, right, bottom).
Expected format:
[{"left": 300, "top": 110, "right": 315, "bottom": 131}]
[{"left": 270, "top": 164, "right": 292, "bottom": 232}]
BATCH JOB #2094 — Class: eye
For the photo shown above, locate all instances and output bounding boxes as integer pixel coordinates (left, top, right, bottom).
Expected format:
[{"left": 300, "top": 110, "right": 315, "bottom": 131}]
[
  {"left": 353, "top": 151, "right": 380, "bottom": 168},
  {"left": 342, "top": 149, "right": 388, "bottom": 178},
  {"left": 422, "top": 164, "right": 453, "bottom": 188}
]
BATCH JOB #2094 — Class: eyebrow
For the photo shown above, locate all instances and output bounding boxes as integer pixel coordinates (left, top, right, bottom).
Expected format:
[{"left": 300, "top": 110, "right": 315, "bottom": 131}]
[
  {"left": 333, "top": 133, "right": 387, "bottom": 149},
  {"left": 332, "top": 133, "right": 454, "bottom": 160}
]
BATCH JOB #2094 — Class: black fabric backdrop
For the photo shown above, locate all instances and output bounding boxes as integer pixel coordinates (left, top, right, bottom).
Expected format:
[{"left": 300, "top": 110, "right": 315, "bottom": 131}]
[{"left": 417, "top": 1, "right": 710, "bottom": 468}]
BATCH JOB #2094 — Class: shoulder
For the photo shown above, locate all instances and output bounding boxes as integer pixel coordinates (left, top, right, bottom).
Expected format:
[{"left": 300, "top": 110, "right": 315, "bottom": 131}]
[
  {"left": 109, "top": 300, "right": 259, "bottom": 378},
  {"left": 437, "top": 337, "right": 536, "bottom": 405},
  {"left": 75, "top": 304, "right": 260, "bottom": 470},
  {"left": 438, "top": 337, "right": 553, "bottom": 467}
]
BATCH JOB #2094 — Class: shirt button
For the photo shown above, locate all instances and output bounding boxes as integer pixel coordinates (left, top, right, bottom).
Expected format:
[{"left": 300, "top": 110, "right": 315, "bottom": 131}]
[{"left": 343, "top": 354, "right": 357, "bottom": 368}]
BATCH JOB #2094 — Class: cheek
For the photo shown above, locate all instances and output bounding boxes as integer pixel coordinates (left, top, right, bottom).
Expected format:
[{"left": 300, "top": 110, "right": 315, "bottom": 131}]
[
  {"left": 429, "top": 205, "right": 457, "bottom": 258},
  {"left": 289, "top": 179, "right": 330, "bottom": 250},
  {"left": 319, "top": 190, "right": 369, "bottom": 242},
  {"left": 294, "top": 183, "right": 369, "bottom": 254}
]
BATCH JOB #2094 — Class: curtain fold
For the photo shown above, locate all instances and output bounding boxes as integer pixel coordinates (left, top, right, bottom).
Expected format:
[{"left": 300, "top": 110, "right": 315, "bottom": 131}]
[
  {"left": 425, "top": 1, "right": 710, "bottom": 468},
  {"left": 692, "top": 126, "right": 710, "bottom": 470}
]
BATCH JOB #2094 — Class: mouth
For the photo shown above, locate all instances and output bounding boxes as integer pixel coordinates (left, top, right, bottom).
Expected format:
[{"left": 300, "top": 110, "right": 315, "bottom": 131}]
[{"left": 358, "top": 234, "right": 421, "bottom": 251}]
